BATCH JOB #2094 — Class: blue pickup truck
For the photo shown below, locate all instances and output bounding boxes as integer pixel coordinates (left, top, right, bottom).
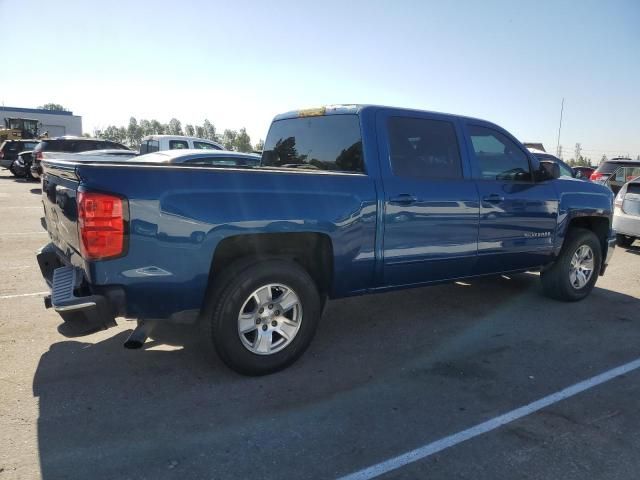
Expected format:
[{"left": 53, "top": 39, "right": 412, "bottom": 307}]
[{"left": 37, "top": 105, "right": 616, "bottom": 375}]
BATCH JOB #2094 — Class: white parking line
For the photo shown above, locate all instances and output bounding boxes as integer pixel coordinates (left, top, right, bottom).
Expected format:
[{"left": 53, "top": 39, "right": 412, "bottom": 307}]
[
  {"left": 0, "top": 206, "right": 42, "bottom": 209},
  {"left": 338, "top": 357, "right": 640, "bottom": 480},
  {"left": 0, "top": 291, "right": 48, "bottom": 300},
  {"left": 0, "top": 231, "right": 47, "bottom": 236}
]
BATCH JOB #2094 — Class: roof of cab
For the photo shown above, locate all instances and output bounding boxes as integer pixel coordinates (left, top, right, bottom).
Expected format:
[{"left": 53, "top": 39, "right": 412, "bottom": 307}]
[{"left": 272, "top": 104, "right": 496, "bottom": 125}]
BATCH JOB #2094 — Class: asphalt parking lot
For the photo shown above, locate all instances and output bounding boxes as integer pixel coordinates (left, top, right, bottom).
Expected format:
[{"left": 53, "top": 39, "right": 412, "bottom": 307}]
[{"left": 1, "top": 169, "right": 639, "bottom": 480}]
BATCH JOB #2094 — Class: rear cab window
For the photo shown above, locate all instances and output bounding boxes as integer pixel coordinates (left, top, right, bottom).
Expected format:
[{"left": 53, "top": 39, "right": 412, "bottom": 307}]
[
  {"left": 73, "top": 141, "right": 99, "bottom": 152},
  {"left": 140, "top": 140, "right": 159, "bottom": 154},
  {"left": 261, "top": 114, "right": 364, "bottom": 173}
]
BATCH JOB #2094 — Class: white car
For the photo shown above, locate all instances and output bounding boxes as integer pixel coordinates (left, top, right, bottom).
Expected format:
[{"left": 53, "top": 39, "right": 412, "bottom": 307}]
[
  {"left": 139, "top": 135, "right": 223, "bottom": 154},
  {"left": 613, "top": 177, "right": 640, "bottom": 247}
]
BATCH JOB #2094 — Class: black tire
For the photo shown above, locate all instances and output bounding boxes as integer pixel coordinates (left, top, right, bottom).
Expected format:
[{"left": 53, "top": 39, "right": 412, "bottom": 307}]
[
  {"left": 206, "top": 258, "right": 321, "bottom": 375},
  {"left": 616, "top": 234, "right": 635, "bottom": 248},
  {"left": 541, "top": 228, "right": 602, "bottom": 302},
  {"left": 9, "top": 161, "right": 25, "bottom": 178}
]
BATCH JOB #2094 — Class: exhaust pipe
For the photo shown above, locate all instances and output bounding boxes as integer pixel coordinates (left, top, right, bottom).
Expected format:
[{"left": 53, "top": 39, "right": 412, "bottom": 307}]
[{"left": 124, "top": 321, "right": 155, "bottom": 349}]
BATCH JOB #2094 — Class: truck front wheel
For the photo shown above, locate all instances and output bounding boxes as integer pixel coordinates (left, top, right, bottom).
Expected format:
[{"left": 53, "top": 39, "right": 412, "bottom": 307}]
[
  {"left": 541, "top": 228, "right": 602, "bottom": 301},
  {"left": 207, "top": 259, "right": 322, "bottom": 375}
]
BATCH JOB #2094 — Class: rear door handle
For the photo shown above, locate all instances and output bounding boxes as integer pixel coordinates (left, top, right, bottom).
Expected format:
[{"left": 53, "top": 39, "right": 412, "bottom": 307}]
[
  {"left": 389, "top": 194, "right": 418, "bottom": 206},
  {"left": 482, "top": 194, "right": 505, "bottom": 203}
]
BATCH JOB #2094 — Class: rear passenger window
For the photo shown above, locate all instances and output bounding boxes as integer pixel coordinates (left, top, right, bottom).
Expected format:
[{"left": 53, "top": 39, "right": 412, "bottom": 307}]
[
  {"left": 169, "top": 140, "right": 188, "bottom": 150},
  {"left": 469, "top": 125, "right": 531, "bottom": 181},
  {"left": 388, "top": 117, "right": 462, "bottom": 180}
]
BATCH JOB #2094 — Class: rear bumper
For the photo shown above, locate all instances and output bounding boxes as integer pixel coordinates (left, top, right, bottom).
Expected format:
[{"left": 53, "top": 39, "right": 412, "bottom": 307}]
[
  {"left": 613, "top": 212, "right": 640, "bottom": 238},
  {"left": 36, "top": 243, "right": 122, "bottom": 330}
]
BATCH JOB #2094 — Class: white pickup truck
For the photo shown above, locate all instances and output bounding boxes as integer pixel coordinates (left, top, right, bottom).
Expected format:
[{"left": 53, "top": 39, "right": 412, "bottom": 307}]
[{"left": 139, "top": 135, "right": 224, "bottom": 153}]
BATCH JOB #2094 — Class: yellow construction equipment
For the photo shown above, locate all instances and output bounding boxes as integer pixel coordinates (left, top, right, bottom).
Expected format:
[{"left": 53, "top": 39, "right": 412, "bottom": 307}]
[{"left": 0, "top": 117, "right": 40, "bottom": 141}]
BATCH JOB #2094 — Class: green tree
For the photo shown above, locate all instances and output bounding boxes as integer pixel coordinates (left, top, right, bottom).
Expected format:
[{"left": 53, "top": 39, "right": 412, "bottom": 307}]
[
  {"left": 139, "top": 119, "right": 152, "bottom": 137},
  {"left": 195, "top": 125, "right": 205, "bottom": 138},
  {"left": 168, "top": 118, "right": 183, "bottom": 136},
  {"left": 202, "top": 119, "right": 216, "bottom": 141},
  {"left": 150, "top": 120, "right": 164, "bottom": 134},
  {"left": 254, "top": 139, "right": 264, "bottom": 151},
  {"left": 185, "top": 124, "right": 195, "bottom": 137},
  {"left": 100, "top": 125, "right": 126, "bottom": 143},
  {"left": 126, "top": 117, "right": 142, "bottom": 147},
  {"left": 38, "top": 103, "right": 68, "bottom": 112},
  {"left": 235, "top": 128, "right": 252, "bottom": 152},
  {"left": 221, "top": 129, "right": 238, "bottom": 150}
]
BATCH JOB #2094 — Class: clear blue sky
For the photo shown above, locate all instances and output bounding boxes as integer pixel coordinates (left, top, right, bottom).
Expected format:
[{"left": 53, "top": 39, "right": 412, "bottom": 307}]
[{"left": 1, "top": 0, "right": 638, "bottom": 160}]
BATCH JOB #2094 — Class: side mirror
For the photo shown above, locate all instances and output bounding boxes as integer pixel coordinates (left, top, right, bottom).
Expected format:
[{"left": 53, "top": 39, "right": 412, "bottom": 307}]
[{"left": 536, "top": 161, "right": 560, "bottom": 181}]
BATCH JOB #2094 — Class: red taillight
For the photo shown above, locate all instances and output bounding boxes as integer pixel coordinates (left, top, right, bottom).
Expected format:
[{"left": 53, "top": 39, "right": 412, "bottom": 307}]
[
  {"left": 35, "top": 151, "right": 43, "bottom": 160},
  {"left": 77, "top": 191, "right": 127, "bottom": 260},
  {"left": 590, "top": 172, "right": 605, "bottom": 181}
]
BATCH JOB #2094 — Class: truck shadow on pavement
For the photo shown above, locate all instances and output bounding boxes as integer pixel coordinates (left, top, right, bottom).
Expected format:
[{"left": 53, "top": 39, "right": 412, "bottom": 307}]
[{"left": 33, "top": 273, "right": 640, "bottom": 480}]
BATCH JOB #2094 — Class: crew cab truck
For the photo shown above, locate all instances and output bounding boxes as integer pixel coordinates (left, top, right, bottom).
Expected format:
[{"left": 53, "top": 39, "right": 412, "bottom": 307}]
[{"left": 37, "top": 105, "right": 616, "bottom": 375}]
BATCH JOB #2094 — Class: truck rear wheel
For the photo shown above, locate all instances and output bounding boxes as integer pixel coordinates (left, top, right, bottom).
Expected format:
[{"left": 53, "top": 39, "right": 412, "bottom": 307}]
[
  {"left": 207, "top": 258, "right": 321, "bottom": 375},
  {"left": 541, "top": 228, "right": 602, "bottom": 302}
]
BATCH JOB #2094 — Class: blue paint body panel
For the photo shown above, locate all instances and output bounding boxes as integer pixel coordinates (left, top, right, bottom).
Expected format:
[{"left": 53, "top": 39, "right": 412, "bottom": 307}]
[{"left": 40, "top": 105, "right": 615, "bottom": 321}]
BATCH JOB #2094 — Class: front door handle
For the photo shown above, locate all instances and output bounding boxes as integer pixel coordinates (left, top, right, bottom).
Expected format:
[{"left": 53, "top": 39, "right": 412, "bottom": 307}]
[
  {"left": 482, "top": 194, "right": 505, "bottom": 203},
  {"left": 389, "top": 194, "right": 418, "bottom": 206}
]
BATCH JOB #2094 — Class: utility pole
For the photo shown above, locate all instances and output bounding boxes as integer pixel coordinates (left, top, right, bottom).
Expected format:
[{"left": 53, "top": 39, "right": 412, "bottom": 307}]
[
  {"left": 557, "top": 145, "right": 563, "bottom": 159},
  {"left": 574, "top": 143, "right": 582, "bottom": 165},
  {"left": 556, "top": 98, "right": 564, "bottom": 158}
]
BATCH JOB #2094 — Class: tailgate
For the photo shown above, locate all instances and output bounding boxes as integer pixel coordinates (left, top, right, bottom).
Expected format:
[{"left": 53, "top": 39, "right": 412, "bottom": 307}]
[{"left": 41, "top": 161, "right": 82, "bottom": 258}]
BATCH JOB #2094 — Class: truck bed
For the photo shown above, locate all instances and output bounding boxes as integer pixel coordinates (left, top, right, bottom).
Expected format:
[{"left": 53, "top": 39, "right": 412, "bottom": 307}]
[{"left": 41, "top": 159, "right": 378, "bottom": 319}]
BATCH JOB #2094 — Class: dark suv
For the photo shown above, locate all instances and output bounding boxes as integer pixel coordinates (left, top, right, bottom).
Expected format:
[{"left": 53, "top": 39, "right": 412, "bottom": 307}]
[
  {"left": 590, "top": 158, "right": 640, "bottom": 194},
  {"left": 0, "top": 139, "right": 40, "bottom": 171},
  {"left": 31, "top": 137, "right": 129, "bottom": 179}
]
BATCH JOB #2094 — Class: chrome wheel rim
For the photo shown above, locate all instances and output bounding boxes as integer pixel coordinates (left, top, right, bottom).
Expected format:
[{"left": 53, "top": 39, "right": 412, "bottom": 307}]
[
  {"left": 569, "top": 245, "right": 594, "bottom": 289},
  {"left": 237, "top": 284, "right": 303, "bottom": 355}
]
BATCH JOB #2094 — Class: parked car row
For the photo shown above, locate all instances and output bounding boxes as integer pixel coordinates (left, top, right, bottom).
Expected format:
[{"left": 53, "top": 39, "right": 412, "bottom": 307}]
[
  {"left": 0, "top": 139, "right": 40, "bottom": 176},
  {"left": 0, "top": 133, "right": 254, "bottom": 180},
  {"left": 590, "top": 157, "right": 640, "bottom": 194}
]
